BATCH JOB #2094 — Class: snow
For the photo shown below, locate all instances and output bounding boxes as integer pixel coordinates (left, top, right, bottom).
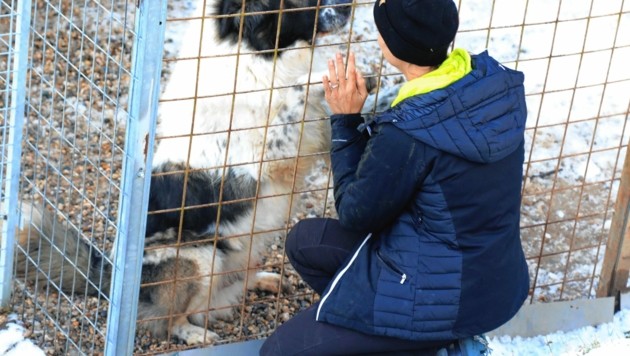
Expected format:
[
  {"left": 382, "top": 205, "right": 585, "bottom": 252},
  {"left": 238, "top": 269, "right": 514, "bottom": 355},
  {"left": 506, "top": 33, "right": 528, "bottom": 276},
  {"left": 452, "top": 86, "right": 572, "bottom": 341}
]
[
  {"left": 0, "top": 309, "right": 628, "bottom": 355},
  {"left": 2, "top": 0, "right": 629, "bottom": 354},
  {"left": 488, "top": 309, "right": 630, "bottom": 356},
  {"left": 0, "top": 316, "right": 45, "bottom": 356}
]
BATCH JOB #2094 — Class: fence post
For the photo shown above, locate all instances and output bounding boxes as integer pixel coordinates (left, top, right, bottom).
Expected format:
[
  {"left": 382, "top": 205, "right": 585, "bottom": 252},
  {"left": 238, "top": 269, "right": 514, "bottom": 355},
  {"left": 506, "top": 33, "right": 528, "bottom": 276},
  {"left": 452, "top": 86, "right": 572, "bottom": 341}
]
[
  {"left": 0, "top": 0, "right": 32, "bottom": 307},
  {"left": 598, "top": 146, "right": 630, "bottom": 298},
  {"left": 104, "top": 0, "right": 167, "bottom": 354}
]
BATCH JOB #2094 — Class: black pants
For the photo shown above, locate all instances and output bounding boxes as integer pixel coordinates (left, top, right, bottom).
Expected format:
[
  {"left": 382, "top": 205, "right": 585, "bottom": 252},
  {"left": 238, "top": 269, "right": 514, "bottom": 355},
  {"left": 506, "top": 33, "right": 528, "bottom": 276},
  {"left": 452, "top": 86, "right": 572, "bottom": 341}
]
[{"left": 260, "top": 218, "right": 453, "bottom": 355}]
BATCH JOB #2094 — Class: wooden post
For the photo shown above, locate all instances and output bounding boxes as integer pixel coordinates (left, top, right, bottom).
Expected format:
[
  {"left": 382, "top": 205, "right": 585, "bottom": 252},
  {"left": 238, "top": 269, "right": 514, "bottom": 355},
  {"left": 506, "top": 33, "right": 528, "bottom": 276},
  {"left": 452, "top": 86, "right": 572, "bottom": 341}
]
[{"left": 598, "top": 146, "right": 630, "bottom": 297}]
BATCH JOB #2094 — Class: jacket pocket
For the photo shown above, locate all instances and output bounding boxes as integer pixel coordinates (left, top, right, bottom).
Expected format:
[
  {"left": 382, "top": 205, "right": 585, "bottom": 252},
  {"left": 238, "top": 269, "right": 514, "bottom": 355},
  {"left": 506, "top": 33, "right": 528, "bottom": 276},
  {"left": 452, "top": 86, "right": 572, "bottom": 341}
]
[{"left": 376, "top": 249, "right": 409, "bottom": 284}]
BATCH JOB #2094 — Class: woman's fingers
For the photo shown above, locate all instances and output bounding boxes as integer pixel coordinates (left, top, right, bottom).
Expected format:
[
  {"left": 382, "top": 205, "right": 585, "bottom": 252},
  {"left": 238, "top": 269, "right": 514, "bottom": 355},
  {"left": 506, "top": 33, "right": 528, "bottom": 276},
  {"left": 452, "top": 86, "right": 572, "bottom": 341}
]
[
  {"left": 336, "top": 53, "right": 346, "bottom": 88},
  {"left": 323, "top": 52, "right": 367, "bottom": 114},
  {"left": 327, "top": 52, "right": 360, "bottom": 91},
  {"left": 322, "top": 75, "right": 331, "bottom": 95},
  {"left": 346, "top": 52, "right": 357, "bottom": 88},
  {"left": 327, "top": 59, "right": 338, "bottom": 89}
]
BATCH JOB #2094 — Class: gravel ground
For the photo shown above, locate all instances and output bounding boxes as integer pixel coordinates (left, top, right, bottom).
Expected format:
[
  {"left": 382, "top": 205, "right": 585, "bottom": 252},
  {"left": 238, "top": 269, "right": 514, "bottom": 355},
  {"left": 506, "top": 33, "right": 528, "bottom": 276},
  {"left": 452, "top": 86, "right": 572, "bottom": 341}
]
[{"left": 0, "top": 0, "right": 621, "bottom": 355}]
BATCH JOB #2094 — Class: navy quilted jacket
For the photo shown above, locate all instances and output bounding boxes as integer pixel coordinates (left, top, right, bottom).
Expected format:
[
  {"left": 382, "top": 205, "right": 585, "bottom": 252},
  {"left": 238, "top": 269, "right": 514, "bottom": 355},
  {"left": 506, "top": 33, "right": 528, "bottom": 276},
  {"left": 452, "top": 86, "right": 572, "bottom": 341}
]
[{"left": 315, "top": 51, "right": 530, "bottom": 341}]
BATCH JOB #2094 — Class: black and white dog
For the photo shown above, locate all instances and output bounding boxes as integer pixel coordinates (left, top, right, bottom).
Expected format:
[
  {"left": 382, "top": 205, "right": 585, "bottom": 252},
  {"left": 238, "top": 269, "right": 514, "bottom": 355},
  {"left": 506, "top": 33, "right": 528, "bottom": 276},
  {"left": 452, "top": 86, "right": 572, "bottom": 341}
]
[
  {"left": 142, "top": 0, "right": 354, "bottom": 342},
  {"left": 9, "top": 0, "right": 355, "bottom": 345}
]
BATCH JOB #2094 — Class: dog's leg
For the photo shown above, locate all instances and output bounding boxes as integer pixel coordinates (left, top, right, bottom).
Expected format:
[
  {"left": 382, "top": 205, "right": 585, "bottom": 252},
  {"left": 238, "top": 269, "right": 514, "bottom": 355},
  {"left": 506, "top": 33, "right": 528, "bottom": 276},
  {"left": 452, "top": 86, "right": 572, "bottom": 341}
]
[
  {"left": 137, "top": 303, "right": 218, "bottom": 345},
  {"left": 139, "top": 254, "right": 225, "bottom": 344},
  {"left": 252, "top": 271, "right": 284, "bottom": 294},
  {"left": 171, "top": 317, "right": 219, "bottom": 345}
]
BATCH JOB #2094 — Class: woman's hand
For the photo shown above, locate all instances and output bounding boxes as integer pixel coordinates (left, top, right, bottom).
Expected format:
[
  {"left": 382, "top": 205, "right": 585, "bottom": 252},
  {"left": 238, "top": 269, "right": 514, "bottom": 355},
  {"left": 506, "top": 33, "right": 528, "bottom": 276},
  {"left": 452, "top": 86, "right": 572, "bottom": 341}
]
[{"left": 323, "top": 52, "right": 369, "bottom": 115}]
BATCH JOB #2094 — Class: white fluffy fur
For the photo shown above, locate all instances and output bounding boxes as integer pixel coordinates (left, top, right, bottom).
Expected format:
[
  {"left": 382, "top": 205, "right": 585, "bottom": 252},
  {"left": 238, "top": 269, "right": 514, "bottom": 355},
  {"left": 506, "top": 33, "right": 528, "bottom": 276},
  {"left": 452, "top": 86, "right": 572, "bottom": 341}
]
[{"left": 155, "top": 13, "right": 330, "bottom": 178}]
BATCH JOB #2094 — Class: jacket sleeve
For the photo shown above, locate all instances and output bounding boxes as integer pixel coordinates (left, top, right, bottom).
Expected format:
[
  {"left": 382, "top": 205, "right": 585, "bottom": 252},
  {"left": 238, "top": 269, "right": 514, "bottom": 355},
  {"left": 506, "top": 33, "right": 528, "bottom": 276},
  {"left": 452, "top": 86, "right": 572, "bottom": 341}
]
[{"left": 330, "top": 114, "right": 426, "bottom": 232}]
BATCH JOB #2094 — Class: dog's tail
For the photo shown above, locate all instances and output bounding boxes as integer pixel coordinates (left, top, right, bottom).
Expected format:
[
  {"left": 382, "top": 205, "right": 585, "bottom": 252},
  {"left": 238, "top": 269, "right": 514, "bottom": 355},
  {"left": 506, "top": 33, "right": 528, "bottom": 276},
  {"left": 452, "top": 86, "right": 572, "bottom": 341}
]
[{"left": 7, "top": 202, "right": 111, "bottom": 296}]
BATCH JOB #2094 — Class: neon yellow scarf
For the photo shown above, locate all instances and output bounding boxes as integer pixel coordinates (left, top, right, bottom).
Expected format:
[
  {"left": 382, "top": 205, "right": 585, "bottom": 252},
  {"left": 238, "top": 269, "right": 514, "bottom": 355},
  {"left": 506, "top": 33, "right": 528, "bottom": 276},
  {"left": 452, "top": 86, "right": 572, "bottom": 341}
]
[{"left": 391, "top": 48, "right": 472, "bottom": 107}]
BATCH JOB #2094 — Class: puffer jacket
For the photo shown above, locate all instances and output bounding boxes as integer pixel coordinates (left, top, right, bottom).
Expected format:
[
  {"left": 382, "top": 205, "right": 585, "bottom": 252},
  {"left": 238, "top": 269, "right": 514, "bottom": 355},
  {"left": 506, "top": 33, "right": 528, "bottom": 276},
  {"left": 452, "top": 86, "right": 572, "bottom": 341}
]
[{"left": 315, "top": 51, "right": 530, "bottom": 341}]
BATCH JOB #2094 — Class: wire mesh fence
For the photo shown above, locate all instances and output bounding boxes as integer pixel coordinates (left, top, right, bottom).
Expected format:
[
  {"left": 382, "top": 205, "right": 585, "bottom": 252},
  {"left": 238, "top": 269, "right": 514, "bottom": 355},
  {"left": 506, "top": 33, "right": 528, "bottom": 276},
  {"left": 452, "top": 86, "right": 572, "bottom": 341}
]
[
  {"left": 0, "top": 0, "right": 629, "bottom": 355},
  {"left": 5, "top": 0, "right": 140, "bottom": 353},
  {"left": 494, "top": 0, "right": 630, "bottom": 303}
]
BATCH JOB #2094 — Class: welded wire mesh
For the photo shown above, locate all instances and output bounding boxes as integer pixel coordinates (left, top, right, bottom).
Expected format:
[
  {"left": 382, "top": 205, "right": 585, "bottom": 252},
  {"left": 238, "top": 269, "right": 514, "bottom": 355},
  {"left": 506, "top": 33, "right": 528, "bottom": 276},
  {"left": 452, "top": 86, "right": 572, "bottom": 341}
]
[
  {"left": 5, "top": 0, "right": 140, "bottom": 354},
  {"left": 0, "top": 0, "right": 629, "bottom": 355}
]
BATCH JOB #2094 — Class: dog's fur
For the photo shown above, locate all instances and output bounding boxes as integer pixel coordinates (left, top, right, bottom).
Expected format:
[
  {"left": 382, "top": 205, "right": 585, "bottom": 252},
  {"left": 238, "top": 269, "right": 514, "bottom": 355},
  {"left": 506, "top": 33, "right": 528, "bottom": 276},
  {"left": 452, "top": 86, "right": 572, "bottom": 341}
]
[{"left": 7, "top": 0, "right": 354, "bottom": 345}]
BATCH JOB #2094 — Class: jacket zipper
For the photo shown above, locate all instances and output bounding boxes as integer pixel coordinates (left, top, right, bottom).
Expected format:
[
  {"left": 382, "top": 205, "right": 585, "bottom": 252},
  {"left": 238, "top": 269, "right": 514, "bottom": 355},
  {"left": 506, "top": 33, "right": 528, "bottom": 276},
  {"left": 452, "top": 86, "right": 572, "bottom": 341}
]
[
  {"left": 316, "top": 233, "right": 372, "bottom": 321},
  {"left": 376, "top": 249, "right": 408, "bottom": 284}
]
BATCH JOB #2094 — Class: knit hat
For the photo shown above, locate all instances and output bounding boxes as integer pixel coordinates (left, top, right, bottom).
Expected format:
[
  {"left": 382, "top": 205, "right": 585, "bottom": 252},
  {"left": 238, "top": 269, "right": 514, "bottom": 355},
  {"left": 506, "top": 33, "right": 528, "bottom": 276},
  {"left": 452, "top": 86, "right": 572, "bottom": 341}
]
[{"left": 374, "top": 0, "right": 459, "bottom": 66}]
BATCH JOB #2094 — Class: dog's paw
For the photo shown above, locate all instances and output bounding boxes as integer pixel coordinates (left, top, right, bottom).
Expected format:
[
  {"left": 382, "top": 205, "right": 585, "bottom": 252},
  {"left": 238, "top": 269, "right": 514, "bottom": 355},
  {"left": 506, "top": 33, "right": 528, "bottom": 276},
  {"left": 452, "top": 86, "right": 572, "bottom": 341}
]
[
  {"left": 254, "top": 271, "right": 290, "bottom": 294},
  {"left": 172, "top": 323, "right": 218, "bottom": 345}
]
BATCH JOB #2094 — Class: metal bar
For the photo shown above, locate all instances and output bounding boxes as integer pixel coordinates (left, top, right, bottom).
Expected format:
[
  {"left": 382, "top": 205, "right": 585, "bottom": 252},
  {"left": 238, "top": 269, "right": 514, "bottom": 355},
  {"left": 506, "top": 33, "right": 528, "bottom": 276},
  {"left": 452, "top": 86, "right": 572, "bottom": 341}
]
[
  {"left": 0, "top": 0, "right": 32, "bottom": 307},
  {"left": 104, "top": 0, "right": 167, "bottom": 354}
]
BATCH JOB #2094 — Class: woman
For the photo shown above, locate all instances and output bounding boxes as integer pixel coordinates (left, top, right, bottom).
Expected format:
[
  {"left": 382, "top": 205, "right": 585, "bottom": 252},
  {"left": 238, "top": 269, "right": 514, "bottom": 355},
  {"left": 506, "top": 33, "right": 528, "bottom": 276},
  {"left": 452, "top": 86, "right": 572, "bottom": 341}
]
[{"left": 261, "top": 0, "right": 529, "bottom": 354}]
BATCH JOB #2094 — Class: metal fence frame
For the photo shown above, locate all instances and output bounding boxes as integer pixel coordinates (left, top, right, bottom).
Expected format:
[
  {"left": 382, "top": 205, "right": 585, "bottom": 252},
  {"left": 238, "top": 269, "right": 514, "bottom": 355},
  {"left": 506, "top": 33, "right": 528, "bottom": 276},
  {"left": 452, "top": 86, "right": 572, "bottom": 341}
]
[
  {"left": 105, "top": 0, "right": 166, "bottom": 355},
  {"left": 0, "top": 0, "right": 31, "bottom": 306}
]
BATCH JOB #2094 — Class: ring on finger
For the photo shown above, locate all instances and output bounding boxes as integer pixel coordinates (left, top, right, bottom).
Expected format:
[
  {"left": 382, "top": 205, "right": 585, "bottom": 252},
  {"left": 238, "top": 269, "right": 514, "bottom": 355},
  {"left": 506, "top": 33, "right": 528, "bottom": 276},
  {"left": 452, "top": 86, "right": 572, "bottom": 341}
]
[{"left": 329, "top": 83, "right": 339, "bottom": 89}]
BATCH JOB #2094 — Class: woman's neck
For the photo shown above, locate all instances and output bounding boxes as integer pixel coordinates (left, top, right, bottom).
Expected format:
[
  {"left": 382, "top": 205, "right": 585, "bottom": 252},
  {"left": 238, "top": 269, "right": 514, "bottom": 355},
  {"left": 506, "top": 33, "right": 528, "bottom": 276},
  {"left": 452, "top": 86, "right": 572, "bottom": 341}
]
[{"left": 400, "top": 63, "right": 436, "bottom": 81}]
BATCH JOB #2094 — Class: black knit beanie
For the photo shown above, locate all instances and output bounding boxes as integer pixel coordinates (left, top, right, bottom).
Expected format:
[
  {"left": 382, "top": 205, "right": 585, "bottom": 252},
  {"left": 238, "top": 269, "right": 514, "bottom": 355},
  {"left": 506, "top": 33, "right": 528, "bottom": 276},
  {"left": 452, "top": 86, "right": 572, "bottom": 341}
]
[{"left": 374, "top": 0, "right": 459, "bottom": 66}]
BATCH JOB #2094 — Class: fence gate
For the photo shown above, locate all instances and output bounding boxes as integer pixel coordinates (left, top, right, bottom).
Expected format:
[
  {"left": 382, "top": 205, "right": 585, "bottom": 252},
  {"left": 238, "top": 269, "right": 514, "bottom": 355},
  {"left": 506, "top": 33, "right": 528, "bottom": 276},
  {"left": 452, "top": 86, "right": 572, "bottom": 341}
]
[
  {"left": 1, "top": 0, "right": 630, "bottom": 355},
  {"left": 1, "top": 0, "right": 166, "bottom": 355}
]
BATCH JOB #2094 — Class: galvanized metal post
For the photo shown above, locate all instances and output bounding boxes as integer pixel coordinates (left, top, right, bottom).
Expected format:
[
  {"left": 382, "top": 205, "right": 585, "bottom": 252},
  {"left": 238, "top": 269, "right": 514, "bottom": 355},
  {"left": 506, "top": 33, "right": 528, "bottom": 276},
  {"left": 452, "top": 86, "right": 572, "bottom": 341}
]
[
  {"left": 104, "top": 0, "right": 167, "bottom": 354},
  {"left": 0, "top": 0, "right": 32, "bottom": 307}
]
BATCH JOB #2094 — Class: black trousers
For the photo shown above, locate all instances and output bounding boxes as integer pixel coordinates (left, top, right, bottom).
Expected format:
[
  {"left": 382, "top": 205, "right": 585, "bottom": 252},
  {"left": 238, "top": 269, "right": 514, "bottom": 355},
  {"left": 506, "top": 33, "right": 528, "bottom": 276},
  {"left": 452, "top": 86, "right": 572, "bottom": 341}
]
[{"left": 260, "top": 218, "right": 453, "bottom": 355}]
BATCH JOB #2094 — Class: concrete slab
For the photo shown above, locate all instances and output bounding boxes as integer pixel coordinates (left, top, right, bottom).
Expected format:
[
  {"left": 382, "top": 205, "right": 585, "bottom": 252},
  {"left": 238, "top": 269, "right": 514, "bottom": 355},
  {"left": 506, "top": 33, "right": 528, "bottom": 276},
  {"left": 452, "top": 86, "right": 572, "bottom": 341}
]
[
  {"left": 169, "top": 339, "right": 264, "bottom": 356},
  {"left": 488, "top": 297, "right": 615, "bottom": 338}
]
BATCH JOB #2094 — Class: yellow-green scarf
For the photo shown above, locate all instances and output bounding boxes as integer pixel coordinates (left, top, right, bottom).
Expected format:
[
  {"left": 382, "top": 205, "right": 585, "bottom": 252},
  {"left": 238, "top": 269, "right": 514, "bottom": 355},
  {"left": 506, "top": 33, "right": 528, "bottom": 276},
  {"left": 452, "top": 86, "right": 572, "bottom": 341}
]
[{"left": 391, "top": 48, "right": 472, "bottom": 107}]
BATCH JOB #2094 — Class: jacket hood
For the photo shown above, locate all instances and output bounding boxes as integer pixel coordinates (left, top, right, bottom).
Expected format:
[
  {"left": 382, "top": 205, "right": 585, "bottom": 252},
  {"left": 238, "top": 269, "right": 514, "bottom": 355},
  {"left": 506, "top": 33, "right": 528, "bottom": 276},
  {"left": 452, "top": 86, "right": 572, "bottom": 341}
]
[{"left": 374, "top": 51, "right": 527, "bottom": 163}]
